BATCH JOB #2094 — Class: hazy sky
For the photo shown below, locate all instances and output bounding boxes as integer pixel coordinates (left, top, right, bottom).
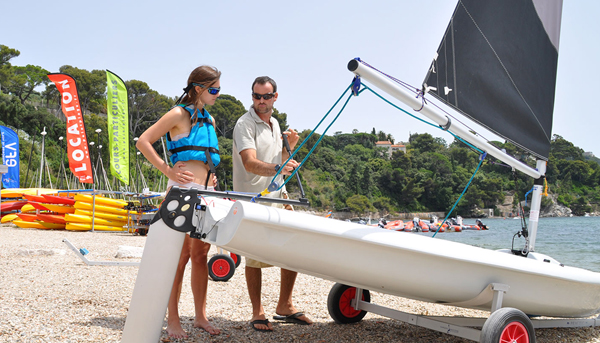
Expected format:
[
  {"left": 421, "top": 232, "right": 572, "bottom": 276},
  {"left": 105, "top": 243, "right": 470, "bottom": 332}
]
[{"left": 2, "top": 1, "right": 598, "bottom": 155}]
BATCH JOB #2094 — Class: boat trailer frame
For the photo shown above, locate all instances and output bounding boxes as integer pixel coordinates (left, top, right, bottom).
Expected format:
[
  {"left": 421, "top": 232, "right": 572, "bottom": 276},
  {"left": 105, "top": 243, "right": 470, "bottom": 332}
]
[
  {"left": 62, "top": 238, "right": 140, "bottom": 267},
  {"left": 349, "top": 283, "right": 600, "bottom": 341}
]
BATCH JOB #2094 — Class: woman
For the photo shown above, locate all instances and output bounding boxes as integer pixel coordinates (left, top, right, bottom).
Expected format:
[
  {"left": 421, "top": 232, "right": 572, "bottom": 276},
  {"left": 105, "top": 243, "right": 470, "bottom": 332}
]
[{"left": 136, "top": 65, "right": 222, "bottom": 338}]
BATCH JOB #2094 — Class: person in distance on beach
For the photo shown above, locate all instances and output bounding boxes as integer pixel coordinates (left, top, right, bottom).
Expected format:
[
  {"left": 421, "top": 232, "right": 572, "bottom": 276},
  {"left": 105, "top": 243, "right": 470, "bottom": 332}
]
[
  {"left": 136, "top": 65, "right": 222, "bottom": 338},
  {"left": 232, "top": 75, "right": 313, "bottom": 332}
]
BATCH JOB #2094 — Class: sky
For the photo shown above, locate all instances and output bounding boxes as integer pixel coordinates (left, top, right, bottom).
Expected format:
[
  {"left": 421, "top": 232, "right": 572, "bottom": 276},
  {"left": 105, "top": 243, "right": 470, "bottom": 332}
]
[{"left": 2, "top": 0, "right": 599, "bottom": 156}]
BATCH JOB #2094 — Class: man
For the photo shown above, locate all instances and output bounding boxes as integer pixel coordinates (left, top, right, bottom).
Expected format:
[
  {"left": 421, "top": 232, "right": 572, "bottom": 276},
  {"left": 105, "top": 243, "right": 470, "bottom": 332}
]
[{"left": 232, "top": 76, "right": 313, "bottom": 332}]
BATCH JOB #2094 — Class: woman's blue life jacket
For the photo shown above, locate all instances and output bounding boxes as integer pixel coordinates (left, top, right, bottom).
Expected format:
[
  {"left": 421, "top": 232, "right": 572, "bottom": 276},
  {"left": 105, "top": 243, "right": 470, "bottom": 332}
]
[{"left": 165, "top": 104, "right": 220, "bottom": 171}]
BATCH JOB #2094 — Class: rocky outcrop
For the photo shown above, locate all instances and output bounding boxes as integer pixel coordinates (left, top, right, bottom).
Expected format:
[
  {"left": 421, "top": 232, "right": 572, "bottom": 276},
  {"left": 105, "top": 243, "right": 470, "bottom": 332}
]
[{"left": 540, "top": 194, "right": 572, "bottom": 217}]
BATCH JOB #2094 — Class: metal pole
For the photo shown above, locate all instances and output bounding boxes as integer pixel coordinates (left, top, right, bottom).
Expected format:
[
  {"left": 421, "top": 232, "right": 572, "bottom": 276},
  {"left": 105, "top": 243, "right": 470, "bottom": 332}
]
[
  {"left": 38, "top": 127, "right": 47, "bottom": 188},
  {"left": 133, "top": 137, "right": 139, "bottom": 193},
  {"left": 347, "top": 59, "right": 542, "bottom": 179}
]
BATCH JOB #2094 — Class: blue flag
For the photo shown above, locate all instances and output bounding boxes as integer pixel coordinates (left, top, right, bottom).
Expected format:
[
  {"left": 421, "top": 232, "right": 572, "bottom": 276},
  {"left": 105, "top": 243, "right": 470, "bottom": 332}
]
[{"left": 0, "top": 126, "right": 19, "bottom": 188}]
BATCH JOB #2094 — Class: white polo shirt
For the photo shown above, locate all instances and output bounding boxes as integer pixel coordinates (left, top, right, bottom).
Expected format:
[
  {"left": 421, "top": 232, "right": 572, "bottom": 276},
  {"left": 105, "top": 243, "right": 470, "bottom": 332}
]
[{"left": 232, "top": 106, "right": 284, "bottom": 198}]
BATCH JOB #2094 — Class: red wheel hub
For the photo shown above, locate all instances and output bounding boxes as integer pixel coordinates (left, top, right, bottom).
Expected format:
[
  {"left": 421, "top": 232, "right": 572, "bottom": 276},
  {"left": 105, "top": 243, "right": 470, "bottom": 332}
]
[
  {"left": 211, "top": 259, "right": 231, "bottom": 277},
  {"left": 500, "top": 321, "right": 529, "bottom": 343},
  {"left": 339, "top": 288, "right": 364, "bottom": 318}
]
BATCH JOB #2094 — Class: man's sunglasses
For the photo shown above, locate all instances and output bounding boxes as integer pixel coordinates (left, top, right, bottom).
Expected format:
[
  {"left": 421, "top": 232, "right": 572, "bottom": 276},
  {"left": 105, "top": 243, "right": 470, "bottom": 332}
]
[
  {"left": 252, "top": 92, "right": 275, "bottom": 100},
  {"left": 193, "top": 83, "right": 221, "bottom": 95}
]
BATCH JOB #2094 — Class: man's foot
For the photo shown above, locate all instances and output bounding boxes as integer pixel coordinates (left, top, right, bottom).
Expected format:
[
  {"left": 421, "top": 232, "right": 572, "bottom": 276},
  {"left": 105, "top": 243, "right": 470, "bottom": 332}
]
[
  {"left": 274, "top": 311, "right": 313, "bottom": 325},
  {"left": 166, "top": 322, "right": 188, "bottom": 339},
  {"left": 194, "top": 318, "right": 221, "bottom": 335},
  {"left": 250, "top": 316, "right": 273, "bottom": 332}
]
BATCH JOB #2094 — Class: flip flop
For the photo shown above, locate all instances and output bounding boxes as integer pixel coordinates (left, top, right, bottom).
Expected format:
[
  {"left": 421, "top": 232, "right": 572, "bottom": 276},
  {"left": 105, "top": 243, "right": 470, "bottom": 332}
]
[
  {"left": 273, "top": 312, "right": 311, "bottom": 325},
  {"left": 250, "top": 319, "right": 272, "bottom": 332}
]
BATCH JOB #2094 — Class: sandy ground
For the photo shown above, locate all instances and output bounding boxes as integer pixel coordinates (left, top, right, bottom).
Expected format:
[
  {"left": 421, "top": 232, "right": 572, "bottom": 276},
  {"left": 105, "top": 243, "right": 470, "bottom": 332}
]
[{"left": 1, "top": 224, "right": 599, "bottom": 342}]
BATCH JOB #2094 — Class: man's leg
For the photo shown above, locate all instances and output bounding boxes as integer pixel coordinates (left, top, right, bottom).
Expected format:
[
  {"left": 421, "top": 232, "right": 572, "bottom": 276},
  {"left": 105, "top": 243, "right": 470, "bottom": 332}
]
[
  {"left": 275, "top": 268, "right": 312, "bottom": 324},
  {"left": 166, "top": 236, "right": 192, "bottom": 338},
  {"left": 246, "top": 265, "right": 272, "bottom": 330},
  {"left": 190, "top": 239, "right": 220, "bottom": 335}
]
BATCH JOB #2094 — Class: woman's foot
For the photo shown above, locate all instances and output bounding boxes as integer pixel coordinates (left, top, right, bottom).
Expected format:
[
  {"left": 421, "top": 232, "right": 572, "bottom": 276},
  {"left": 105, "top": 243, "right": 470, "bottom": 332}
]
[
  {"left": 194, "top": 318, "right": 221, "bottom": 335},
  {"left": 166, "top": 321, "right": 188, "bottom": 339}
]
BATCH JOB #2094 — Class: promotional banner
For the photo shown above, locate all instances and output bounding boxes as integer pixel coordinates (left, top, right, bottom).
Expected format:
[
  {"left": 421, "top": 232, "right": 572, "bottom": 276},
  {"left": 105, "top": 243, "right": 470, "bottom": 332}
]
[
  {"left": 0, "top": 126, "right": 19, "bottom": 188},
  {"left": 106, "top": 70, "right": 129, "bottom": 185},
  {"left": 47, "top": 73, "right": 94, "bottom": 184}
]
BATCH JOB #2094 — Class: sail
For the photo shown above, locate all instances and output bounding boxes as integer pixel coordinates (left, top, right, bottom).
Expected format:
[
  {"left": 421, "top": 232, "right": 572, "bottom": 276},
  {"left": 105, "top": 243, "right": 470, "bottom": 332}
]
[{"left": 423, "top": 0, "right": 563, "bottom": 160}]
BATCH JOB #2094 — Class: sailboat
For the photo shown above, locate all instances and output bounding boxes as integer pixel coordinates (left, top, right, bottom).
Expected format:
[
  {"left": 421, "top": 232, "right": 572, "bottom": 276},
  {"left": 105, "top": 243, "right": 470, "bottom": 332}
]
[{"left": 122, "top": 1, "right": 600, "bottom": 342}]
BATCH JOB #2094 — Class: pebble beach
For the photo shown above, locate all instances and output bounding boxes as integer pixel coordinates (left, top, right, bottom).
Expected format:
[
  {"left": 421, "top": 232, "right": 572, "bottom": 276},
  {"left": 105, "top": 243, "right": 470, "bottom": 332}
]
[{"left": 2, "top": 224, "right": 600, "bottom": 343}]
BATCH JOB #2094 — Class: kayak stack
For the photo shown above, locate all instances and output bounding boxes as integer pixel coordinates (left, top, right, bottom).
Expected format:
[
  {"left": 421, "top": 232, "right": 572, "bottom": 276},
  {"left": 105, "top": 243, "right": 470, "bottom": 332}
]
[
  {"left": 1, "top": 189, "right": 135, "bottom": 232},
  {"left": 68, "top": 194, "right": 132, "bottom": 232},
  {"left": 1, "top": 189, "right": 74, "bottom": 229}
]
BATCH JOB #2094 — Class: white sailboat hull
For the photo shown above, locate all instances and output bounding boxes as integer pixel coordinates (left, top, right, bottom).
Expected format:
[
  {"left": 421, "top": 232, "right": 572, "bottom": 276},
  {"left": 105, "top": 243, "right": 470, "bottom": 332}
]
[{"left": 203, "top": 198, "right": 600, "bottom": 318}]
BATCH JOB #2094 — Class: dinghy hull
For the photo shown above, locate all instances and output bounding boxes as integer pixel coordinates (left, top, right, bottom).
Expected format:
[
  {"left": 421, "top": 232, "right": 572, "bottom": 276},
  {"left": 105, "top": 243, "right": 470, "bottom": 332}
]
[{"left": 203, "top": 198, "right": 600, "bottom": 318}]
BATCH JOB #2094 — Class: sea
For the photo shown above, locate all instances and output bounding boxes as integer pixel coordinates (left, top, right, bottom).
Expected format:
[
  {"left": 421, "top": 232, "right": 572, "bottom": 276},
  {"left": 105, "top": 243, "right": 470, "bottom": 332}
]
[{"left": 419, "top": 216, "right": 600, "bottom": 273}]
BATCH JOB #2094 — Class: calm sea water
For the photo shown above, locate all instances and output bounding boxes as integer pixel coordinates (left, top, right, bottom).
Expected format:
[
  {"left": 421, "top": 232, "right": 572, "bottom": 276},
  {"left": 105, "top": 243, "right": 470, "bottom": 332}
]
[{"left": 419, "top": 216, "right": 600, "bottom": 272}]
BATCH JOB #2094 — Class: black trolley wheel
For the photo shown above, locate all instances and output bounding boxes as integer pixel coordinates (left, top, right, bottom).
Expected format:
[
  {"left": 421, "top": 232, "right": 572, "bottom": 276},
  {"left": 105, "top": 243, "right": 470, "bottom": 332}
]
[
  {"left": 327, "top": 283, "right": 370, "bottom": 324},
  {"left": 207, "top": 254, "right": 236, "bottom": 282},
  {"left": 480, "top": 307, "right": 535, "bottom": 343},
  {"left": 230, "top": 253, "right": 242, "bottom": 268}
]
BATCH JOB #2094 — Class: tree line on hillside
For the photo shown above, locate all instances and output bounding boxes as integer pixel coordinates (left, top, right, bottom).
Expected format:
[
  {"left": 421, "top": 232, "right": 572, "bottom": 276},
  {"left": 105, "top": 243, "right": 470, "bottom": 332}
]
[{"left": 1, "top": 44, "right": 599, "bottom": 216}]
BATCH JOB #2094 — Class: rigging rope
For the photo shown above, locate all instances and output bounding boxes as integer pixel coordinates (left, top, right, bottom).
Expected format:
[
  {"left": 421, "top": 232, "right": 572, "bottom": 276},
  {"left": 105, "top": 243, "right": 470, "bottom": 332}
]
[
  {"left": 250, "top": 60, "right": 488, "bottom": 229},
  {"left": 432, "top": 152, "right": 487, "bottom": 238}
]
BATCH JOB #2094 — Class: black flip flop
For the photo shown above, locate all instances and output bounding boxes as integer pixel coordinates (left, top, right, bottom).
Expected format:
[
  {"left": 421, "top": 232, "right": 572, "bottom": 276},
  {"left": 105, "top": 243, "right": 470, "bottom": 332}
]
[
  {"left": 273, "top": 312, "right": 311, "bottom": 325},
  {"left": 250, "top": 319, "right": 272, "bottom": 332}
]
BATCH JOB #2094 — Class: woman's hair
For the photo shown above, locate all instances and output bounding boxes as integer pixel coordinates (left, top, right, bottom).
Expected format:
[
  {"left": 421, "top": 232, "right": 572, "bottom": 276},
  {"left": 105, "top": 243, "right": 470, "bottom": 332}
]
[{"left": 181, "top": 65, "right": 221, "bottom": 120}]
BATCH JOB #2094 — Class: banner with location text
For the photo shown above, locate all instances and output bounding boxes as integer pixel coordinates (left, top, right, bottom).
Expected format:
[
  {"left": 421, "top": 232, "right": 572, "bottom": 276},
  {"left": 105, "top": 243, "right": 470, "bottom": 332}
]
[
  {"left": 47, "top": 73, "right": 94, "bottom": 184},
  {"left": 106, "top": 70, "right": 129, "bottom": 185},
  {"left": 0, "top": 126, "right": 19, "bottom": 188}
]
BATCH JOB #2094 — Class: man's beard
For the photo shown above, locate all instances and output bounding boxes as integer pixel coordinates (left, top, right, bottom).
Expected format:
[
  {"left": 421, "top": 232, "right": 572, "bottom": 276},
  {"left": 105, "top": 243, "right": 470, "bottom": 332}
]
[{"left": 255, "top": 103, "right": 271, "bottom": 115}]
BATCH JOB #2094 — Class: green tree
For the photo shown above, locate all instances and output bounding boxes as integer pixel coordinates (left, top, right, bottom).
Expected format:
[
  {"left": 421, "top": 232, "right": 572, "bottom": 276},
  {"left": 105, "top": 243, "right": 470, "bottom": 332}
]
[
  {"left": 206, "top": 94, "right": 246, "bottom": 139},
  {"left": 127, "top": 80, "right": 173, "bottom": 139},
  {"left": 3, "top": 65, "right": 49, "bottom": 104},
  {"left": 58, "top": 65, "right": 106, "bottom": 114}
]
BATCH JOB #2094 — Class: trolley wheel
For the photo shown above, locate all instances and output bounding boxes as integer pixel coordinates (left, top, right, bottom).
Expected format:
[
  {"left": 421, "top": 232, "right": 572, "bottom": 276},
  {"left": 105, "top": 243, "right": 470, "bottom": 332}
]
[
  {"left": 208, "top": 254, "right": 235, "bottom": 282},
  {"left": 327, "top": 283, "right": 370, "bottom": 324},
  {"left": 230, "top": 253, "right": 241, "bottom": 268},
  {"left": 480, "top": 307, "right": 535, "bottom": 343}
]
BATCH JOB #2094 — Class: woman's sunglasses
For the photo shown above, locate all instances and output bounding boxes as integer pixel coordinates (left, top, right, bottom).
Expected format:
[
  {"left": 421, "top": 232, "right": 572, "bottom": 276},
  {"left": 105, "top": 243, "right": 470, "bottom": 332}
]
[
  {"left": 252, "top": 92, "right": 275, "bottom": 100},
  {"left": 193, "top": 83, "right": 221, "bottom": 95}
]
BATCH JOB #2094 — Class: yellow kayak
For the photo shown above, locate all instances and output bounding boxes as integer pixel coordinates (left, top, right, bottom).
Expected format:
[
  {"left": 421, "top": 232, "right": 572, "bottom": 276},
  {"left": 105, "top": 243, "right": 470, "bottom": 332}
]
[
  {"left": 1, "top": 213, "right": 18, "bottom": 223},
  {"left": 65, "top": 213, "right": 127, "bottom": 227},
  {"left": 13, "top": 220, "right": 66, "bottom": 230},
  {"left": 73, "top": 194, "right": 128, "bottom": 208},
  {"left": 75, "top": 209, "right": 129, "bottom": 222},
  {"left": 74, "top": 201, "right": 137, "bottom": 215},
  {"left": 20, "top": 204, "right": 38, "bottom": 213},
  {"left": 1, "top": 188, "right": 58, "bottom": 198},
  {"left": 66, "top": 222, "right": 127, "bottom": 232}
]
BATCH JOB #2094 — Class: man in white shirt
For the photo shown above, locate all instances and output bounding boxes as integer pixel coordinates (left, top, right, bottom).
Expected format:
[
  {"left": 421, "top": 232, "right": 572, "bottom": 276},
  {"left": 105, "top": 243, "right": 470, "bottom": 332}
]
[{"left": 232, "top": 76, "right": 312, "bottom": 332}]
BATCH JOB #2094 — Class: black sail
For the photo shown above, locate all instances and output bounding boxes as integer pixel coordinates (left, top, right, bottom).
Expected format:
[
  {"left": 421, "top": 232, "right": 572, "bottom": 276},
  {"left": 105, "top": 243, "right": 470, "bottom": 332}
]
[{"left": 423, "top": 0, "right": 562, "bottom": 160}]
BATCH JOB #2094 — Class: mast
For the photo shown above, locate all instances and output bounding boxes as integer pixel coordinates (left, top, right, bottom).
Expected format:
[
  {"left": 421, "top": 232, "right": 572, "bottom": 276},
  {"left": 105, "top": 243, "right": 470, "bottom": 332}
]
[
  {"left": 527, "top": 160, "right": 547, "bottom": 251},
  {"left": 347, "top": 59, "right": 543, "bottom": 179}
]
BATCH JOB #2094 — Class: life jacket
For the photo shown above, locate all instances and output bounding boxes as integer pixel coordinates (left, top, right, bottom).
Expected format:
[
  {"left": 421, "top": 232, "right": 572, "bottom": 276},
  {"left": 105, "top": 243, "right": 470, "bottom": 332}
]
[{"left": 166, "top": 104, "right": 220, "bottom": 188}]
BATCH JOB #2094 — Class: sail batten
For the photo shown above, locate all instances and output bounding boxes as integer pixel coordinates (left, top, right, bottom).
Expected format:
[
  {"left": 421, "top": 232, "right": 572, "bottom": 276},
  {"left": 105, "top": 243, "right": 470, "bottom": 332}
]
[{"left": 423, "top": 0, "right": 563, "bottom": 160}]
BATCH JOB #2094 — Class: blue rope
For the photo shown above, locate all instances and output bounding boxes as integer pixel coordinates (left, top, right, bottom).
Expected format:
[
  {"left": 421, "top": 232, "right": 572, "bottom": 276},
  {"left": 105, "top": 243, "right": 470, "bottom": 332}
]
[
  {"left": 524, "top": 186, "right": 534, "bottom": 206},
  {"left": 250, "top": 84, "right": 353, "bottom": 201},
  {"left": 360, "top": 84, "right": 483, "bottom": 154},
  {"left": 432, "top": 152, "right": 487, "bottom": 238}
]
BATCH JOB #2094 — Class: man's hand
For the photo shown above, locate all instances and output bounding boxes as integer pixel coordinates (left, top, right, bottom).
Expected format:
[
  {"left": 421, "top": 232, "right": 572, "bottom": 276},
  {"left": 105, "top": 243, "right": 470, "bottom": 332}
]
[
  {"left": 280, "top": 159, "right": 299, "bottom": 176},
  {"left": 282, "top": 129, "right": 300, "bottom": 150}
]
